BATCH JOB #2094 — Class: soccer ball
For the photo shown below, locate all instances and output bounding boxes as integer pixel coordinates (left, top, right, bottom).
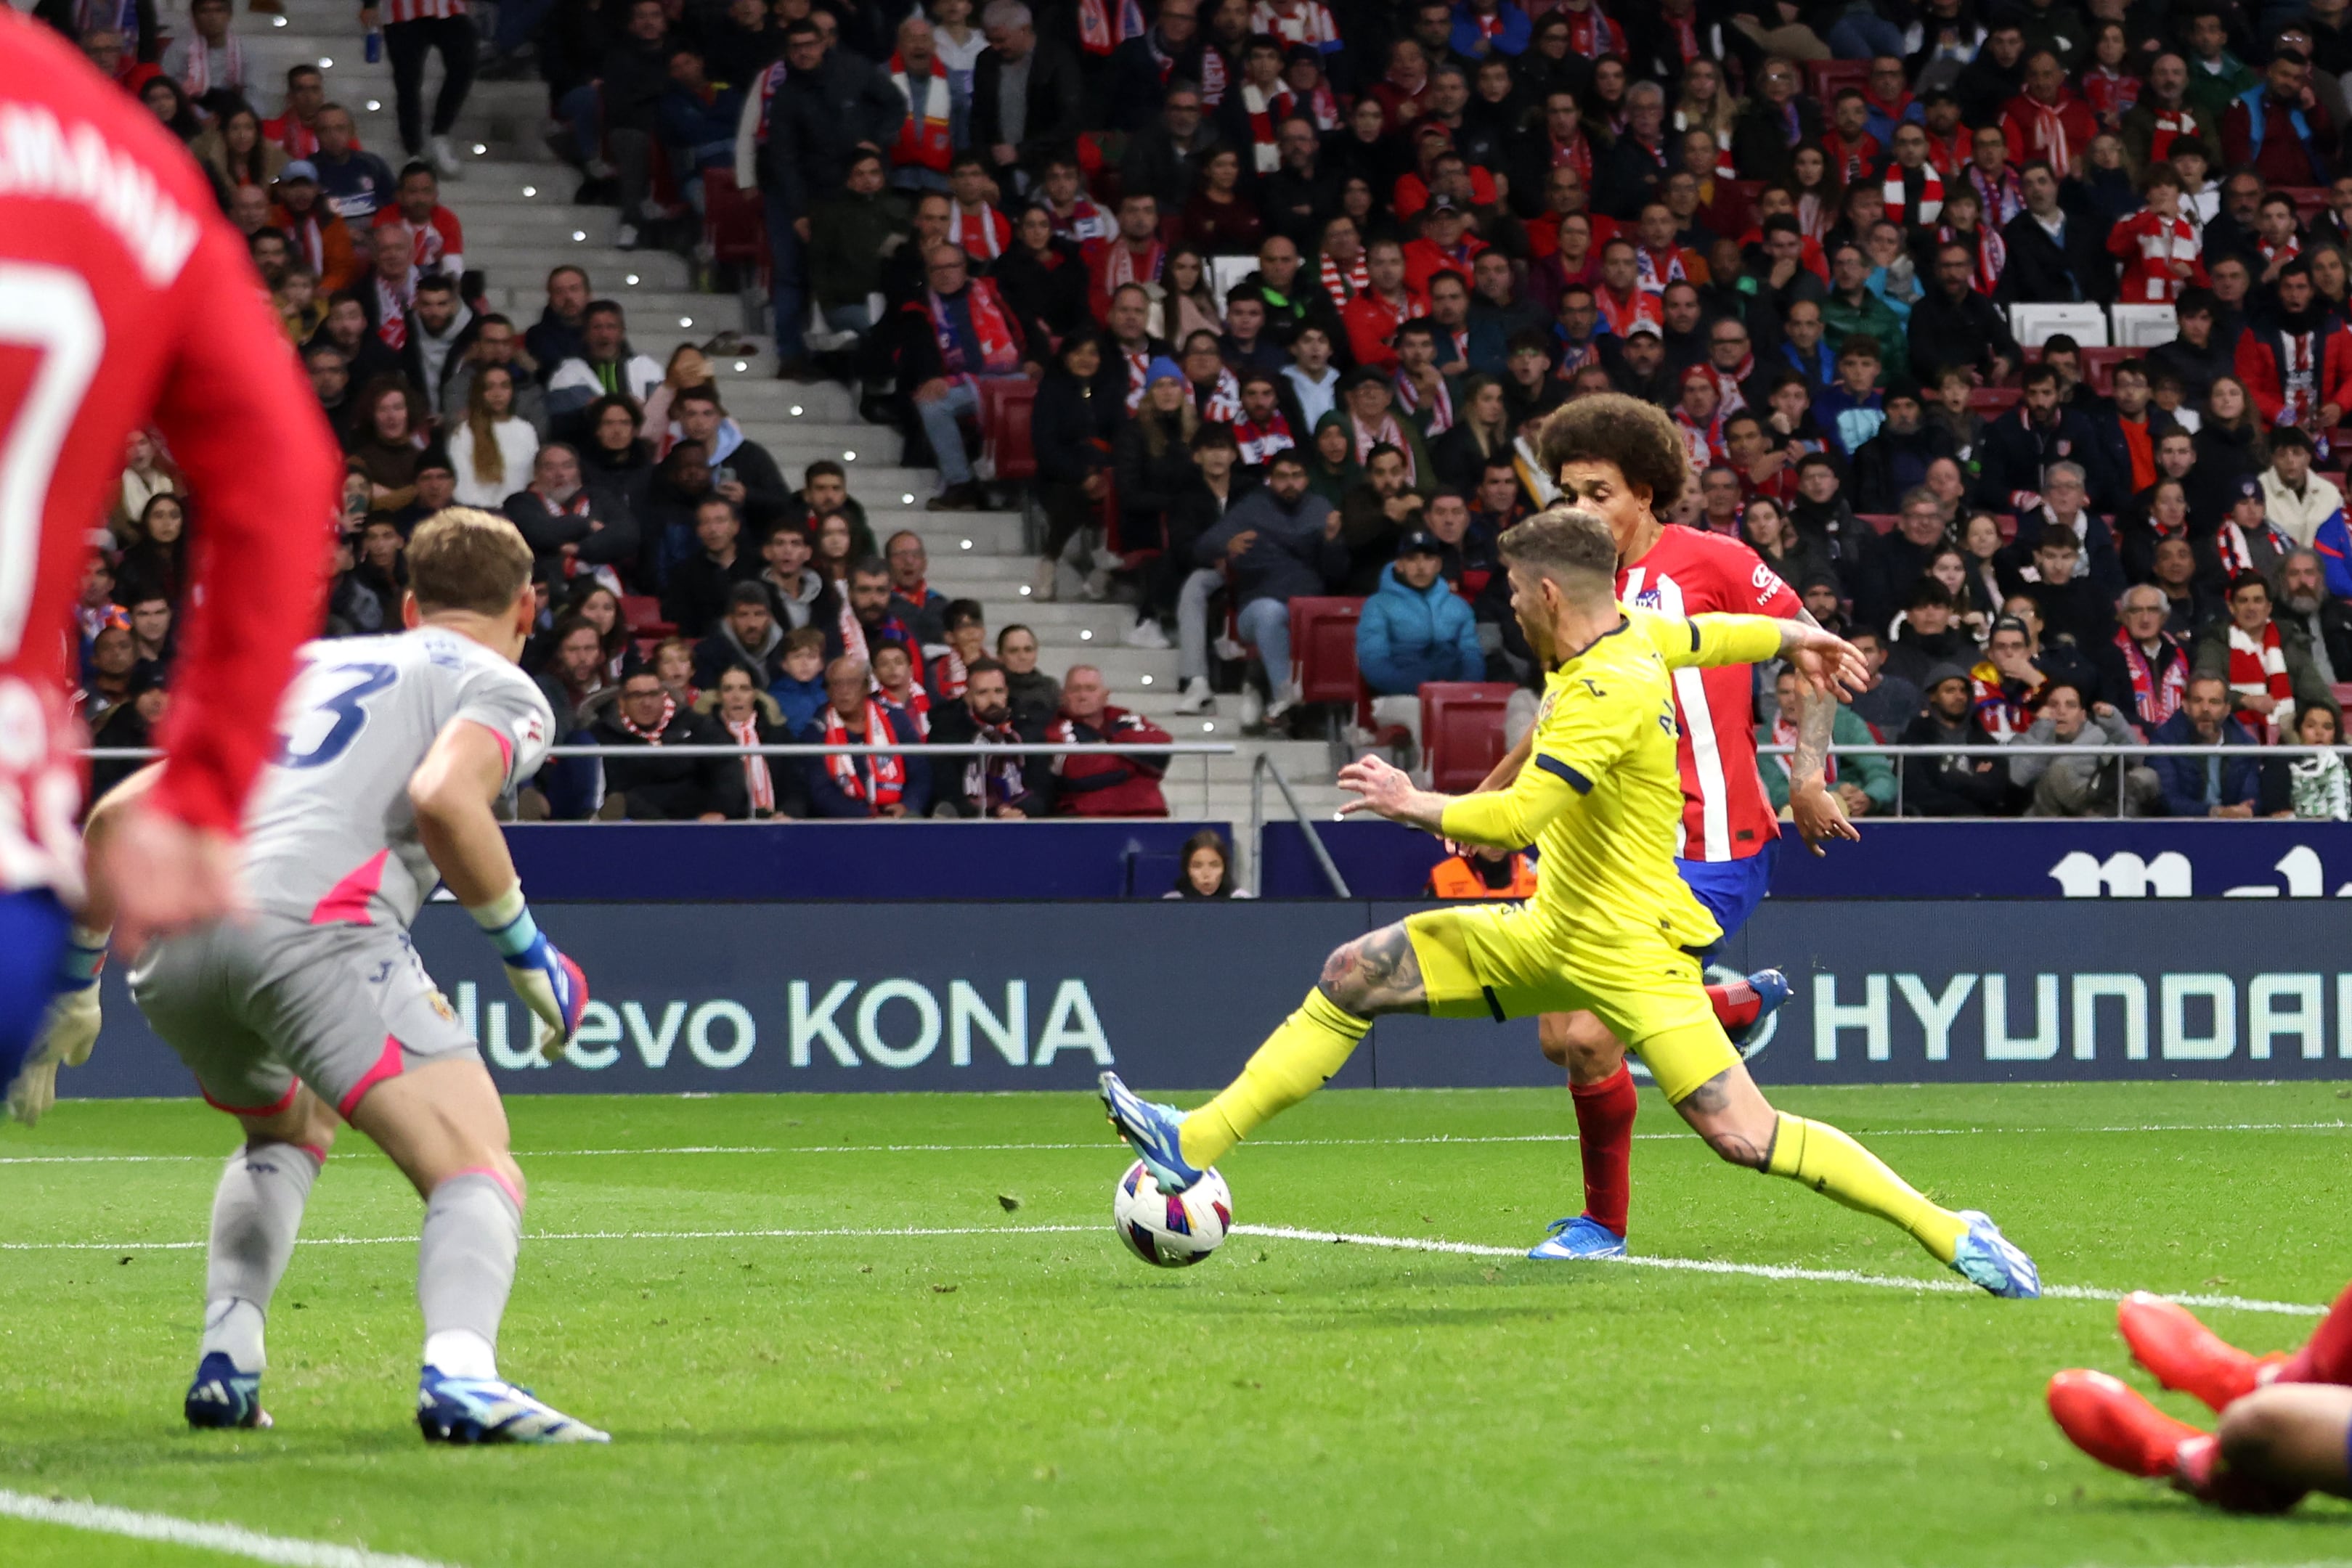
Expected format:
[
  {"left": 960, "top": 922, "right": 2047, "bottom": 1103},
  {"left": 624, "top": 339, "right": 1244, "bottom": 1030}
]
[{"left": 1112, "top": 1160, "right": 1233, "bottom": 1267}]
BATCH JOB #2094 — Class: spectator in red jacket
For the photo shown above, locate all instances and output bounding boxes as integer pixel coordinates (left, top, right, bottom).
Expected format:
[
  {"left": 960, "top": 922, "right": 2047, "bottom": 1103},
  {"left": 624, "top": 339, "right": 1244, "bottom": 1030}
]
[
  {"left": 2001, "top": 52, "right": 2098, "bottom": 173},
  {"left": 2234, "top": 259, "right": 2352, "bottom": 433},
  {"left": 1046, "top": 664, "right": 1172, "bottom": 815}
]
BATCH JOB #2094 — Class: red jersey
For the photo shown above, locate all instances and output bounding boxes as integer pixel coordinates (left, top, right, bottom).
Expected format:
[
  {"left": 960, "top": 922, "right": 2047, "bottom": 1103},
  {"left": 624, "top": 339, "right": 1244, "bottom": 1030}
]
[
  {"left": 0, "top": 9, "right": 339, "bottom": 890},
  {"left": 1616, "top": 526, "right": 1799, "bottom": 863}
]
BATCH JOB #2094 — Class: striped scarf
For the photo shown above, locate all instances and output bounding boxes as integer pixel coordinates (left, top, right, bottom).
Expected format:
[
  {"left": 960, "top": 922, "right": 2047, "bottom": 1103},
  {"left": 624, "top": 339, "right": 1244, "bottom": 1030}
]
[
  {"left": 1077, "top": 0, "right": 1144, "bottom": 53},
  {"left": 1319, "top": 248, "right": 1370, "bottom": 301},
  {"left": 2081, "top": 66, "right": 2139, "bottom": 123},
  {"left": 961, "top": 722, "right": 1029, "bottom": 812},
  {"left": 1148, "top": 29, "right": 1225, "bottom": 101},
  {"left": 821, "top": 701, "right": 905, "bottom": 807},
  {"left": 1198, "top": 367, "right": 1243, "bottom": 423},
  {"left": 1351, "top": 410, "right": 1412, "bottom": 482},
  {"left": 950, "top": 201, "right": 1010, "bottom": 260},
  {"left": 1883, "top": 162, "right": 1942, "bottom": 224},
  {"left": 1821, "top": 129, "right": 1877, "bottom": 186},
  {"left": 751, "top": 60, "right": 788, "bottom": 148},
  {"left": 1251, "top": 0, "right": 1341, "bottom": 49},
  {"left": 725, "top": 714, "right": 774, "bottom": 812},
  {"left": 1234, "top": 414, "right": 1295, "bottom": 465},
  {"left": 2227, "top": 620, "right": 2292, "bottom": 729},
  {"left": 2113, "top": 627, "right": 2187, "bottom": 729},
  {"left": 615, "top": 691, "right": 678, "bottom": 742},
  {"left": 1635, "top": 245, "right": 1692, "bottom": 295},
  {"left": 1123, "top": 348, "right": 1151, "bottom": 412},
  {"left": 885, "top": 682, "right": 931, "bottom": 738},
  {"left": 1561, "top": 2, "right": 1619, "bottom": 60},
  {"left": 178, "top": 34, "right": 249, "bottom": 98},
  {"left": 1968, "top": 164, "right": 2025, "bottom": 226},
  {"left": 1102, "top": 237, "right": 1165, "bottom": 293},
  {"left": 1240, "top": 81, "right": 1295, "bottom": 173},
  {"left": 928, "top": 278, "right": 1021, "bottom": 385},
  {"left": 2147, "top": 106, "right": 2200, "bottom": 162},
  {"left": 1935, "top": 223, "right": 2006, "bottom": 295},
  {"left": 375, "top": 272, "right": 412, "bottom": 348},
  {"left": 890, "top": 56, "right": 954, "bottom": 173},
  {"left": 2012, "top": 96, "right": 2078, "bottom": 174},
  {"left": 1393, "top": 369, "right": 1452, "bottom": 435}
]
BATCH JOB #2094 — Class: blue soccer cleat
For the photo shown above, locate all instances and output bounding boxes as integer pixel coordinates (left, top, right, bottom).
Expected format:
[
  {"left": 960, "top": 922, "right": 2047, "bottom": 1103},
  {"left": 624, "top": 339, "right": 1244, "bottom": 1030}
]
[
  {"left": 1098, "top": 1071, "right": 1205, "bottom": 1194},
  {"left": 416, "top": 1368, "right": 610, "bottom": 1445},
  {"left": 1721, "top": 968, "right": 1791, "bottom": 1050},
  {"left": 184, "top": 1352, "right": 270, "bottom": 1430},
  {"left": 1950, "top": 1209, "right": 2041, "bottom": 1299},
  {"left": 1527, "top": 1214, "right": 1628, "bottom": 1260}
]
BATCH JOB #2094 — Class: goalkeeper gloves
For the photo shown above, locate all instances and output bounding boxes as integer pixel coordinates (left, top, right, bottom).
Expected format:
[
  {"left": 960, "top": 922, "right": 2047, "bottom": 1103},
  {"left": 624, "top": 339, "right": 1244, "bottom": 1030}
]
[
  {"left": 7, "top": 926, "right": 109, "bottom": 1127},
  {"left": 466, "top": 884, "right": 587, "bottom": 1061}
]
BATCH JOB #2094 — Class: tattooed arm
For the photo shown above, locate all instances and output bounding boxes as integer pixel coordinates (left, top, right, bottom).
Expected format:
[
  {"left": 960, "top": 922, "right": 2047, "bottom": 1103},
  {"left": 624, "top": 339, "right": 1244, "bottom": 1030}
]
[{"left": 1783, "top": 608, "right": 1862, "bottom": 856}]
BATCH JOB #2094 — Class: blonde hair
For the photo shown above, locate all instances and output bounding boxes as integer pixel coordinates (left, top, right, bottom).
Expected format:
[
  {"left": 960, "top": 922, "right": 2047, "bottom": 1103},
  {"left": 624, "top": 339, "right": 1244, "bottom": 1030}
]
[
  {"left": 407, "top": 507, "right": 533, "bottom": 616},
  {"left": 1496, "top": 505, "right": 1619, "bottom": 603}
]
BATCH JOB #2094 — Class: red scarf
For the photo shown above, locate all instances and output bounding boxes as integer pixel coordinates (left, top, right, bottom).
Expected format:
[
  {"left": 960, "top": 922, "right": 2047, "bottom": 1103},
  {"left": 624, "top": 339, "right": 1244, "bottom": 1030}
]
[
  {"left": 616, "top": 691, "right": 678, "bottom": 742},
  {"left": 822, "top": 701, "right": 906, "bottom": 807},
  {"left": 1351, "top": 410, "right": 1412, "bottom": 482},
  {"left": 1884, "top": 162, "right": 1943, "bottom": 224},
  {"left": 929, "top": 649, "right": 969, "bottom": 700},
  {"left": 890, "top": 54, "right": 953, "bottom": 173},
  {"left": 1635, "top": 245, "right": 1692, "bottom": 295},
  {"left": 751, "top": 60, "right": 787, "bottom": 148},
  {"left": 1234, "top": 414, "right": 1295, "bottom": 465},
  {"left": 1820, "top": 129, "right": 1879, "bottom": 186},
  {"left": 1673, "top": 404, "right": 1727, "bottom": 467},
  {"left": 1319, "top": 248, "right": 1370, "bottom": 301},
  {"left": 1547, "top": 130, "right": 1595, "bottom": 185},
  {"left": 1197, "top": 367, "right": 1243, "bottom": 423},
  {"left": 724, "top": 714, "right": 774, "bottom": 812},
  {"left": 1925, "top": 126, "right": 1970, "bottom": 176},
  {"left": 1393, "top": 369, "right": 1452, "bottom": 434},
  {"left": 2011, "top": 95, "right": 2080, "bottom": 174},
  {"left": 2081, "top": 66, "right": 2139, "bottom": 123},
  {"left": 1666, "top": 12, "right": 1701, "bottom": 64},
  {"left": 267, "top": 113, "right": 321, "bottom": 160},
  {"left": 375, "top": 272, "right": 412, "bottom": 348},
  {"left": 1149, "top": 28, "right": 1225, "bottom": 101},
  {"left": 886, "top": 684, "right": 930, "bottom": 737},
  {"left": 1077, "top": 0, "right": 1143, "bottom": 54},
  {"left": 1240, "top": 81, "right": 1296, "bottom": 173},
  {"left": 2227, "top": 619, "right": 2292, "bottom": 729},
  {"left": 1123, "top": 348, "right": 1152, "bottom": 411},
  {"left": 1968, "top": 163, "right": 2025, "bottom": 226},
  {"left": 1703, "top": 358, "right": 1751, "bottom": 416},
  {"left": 2147, "top": 105, "right": 2200, "bottom": 161},
  {"left": 951, "top": 201, "right": 1012, "bottom": 260},
  {"left": 2113, "top": 626, "right": 2186, "bottom": 729},
  {"left": 1102, "top": 237, "right": 1165, "bottom": 293},
  {"left": 1561, "top": 1, "right": 1620, "bottom": 60},
  {"left": 1935, "top": 223, "right": 2006, "bottom": 295},
  {"left": 927, "top": 279, "right": 1021, "bottom": 385}
]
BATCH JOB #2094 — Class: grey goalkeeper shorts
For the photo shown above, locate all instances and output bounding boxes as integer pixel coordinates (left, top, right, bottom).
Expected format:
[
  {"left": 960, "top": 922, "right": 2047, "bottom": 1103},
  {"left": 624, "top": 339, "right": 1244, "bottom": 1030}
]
[{"left": 129, "top": 915, "right": 481, "bottom": 1120}]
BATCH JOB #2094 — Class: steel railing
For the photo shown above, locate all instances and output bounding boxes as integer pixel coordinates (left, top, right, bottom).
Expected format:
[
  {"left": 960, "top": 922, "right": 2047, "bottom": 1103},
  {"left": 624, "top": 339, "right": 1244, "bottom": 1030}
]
[{"left": 1756, "top": 742, "right": 2348, "bottom": 817}]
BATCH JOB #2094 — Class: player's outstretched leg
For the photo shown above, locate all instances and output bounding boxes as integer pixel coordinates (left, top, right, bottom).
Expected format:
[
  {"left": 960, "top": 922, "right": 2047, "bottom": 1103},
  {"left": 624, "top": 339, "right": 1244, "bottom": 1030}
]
[
  {"left": 185, "top": 1088, "right": 336, "bottom": 1432},
  {"left": 1102, "top": 923, "right": 1418, "bottom": 1193},
  {"left": 1530, "top": 972, "right": 1792, "bottom": 1261},
  {"left": 350, "top": 1059, "right": 608, "bottom": 1445},
  {"left": 2046, "top": 1369, "right": 2327, "bottom": 1511},
  {"left": 2118, "top": 1292, "right": 2287, "bottom": 1413},
  {"left": 1659, "top": 1044, "right": 2038, "bottom": 1297}
]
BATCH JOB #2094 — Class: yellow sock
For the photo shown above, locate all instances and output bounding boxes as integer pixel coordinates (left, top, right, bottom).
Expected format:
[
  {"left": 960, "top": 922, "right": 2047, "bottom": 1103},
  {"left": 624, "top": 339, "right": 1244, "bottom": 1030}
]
[
  {"left": 1765, "top": 1114, "right": 1969, "bottom": 1265},
  {"left": 1179, "top": 990, "right": 1370, "bottom": 1169}
]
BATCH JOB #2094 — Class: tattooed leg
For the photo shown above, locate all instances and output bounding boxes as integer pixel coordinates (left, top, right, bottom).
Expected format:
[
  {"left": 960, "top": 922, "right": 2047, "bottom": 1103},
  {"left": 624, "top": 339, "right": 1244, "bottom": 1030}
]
[
  {"left": 1669, "top": 1063, "right": 1779, "bottom": 1169},
  {"left": 1315, "top": 923, "right": 1430, "bottom": 1018}
]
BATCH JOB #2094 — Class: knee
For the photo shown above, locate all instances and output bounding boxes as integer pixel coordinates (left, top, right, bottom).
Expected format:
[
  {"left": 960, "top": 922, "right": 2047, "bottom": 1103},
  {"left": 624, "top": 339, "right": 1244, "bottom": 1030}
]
[
  {"left": 1703, "top": 1127, "right": 1769, "bottom": 1169},
  {"left": 1547, "top": 1015, "right": 1622, "bottom": 1080},
  {"left": 2218, "top": 1391, "right": 2292, "bottom": 1471},
  {"left": 1316, "top": 941, "right": 1374, "bottom": 1014}
]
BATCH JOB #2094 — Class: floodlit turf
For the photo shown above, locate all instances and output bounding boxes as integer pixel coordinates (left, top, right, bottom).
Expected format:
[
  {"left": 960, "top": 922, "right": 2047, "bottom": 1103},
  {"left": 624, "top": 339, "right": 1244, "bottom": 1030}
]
[{"left": 5, "top": 1083, "right": 2352, "bottom": 1567}]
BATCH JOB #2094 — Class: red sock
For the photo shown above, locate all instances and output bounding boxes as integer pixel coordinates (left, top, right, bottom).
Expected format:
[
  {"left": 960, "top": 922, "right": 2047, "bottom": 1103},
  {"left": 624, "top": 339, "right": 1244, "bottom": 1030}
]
[
  {"left": 2279, "top": 1280, "right": 2352, "bottom": 1386},
  {"left": 1709, "top": 979, "right": 1760, "bottom": 1036},
  {"left": 1570, "top": 1064, "right": 1636, "bottom": 1237}
]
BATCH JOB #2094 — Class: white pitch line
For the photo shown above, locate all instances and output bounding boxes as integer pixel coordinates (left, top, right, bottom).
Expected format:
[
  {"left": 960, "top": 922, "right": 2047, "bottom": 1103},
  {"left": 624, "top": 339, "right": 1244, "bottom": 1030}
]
[
  {"left": 0, "top": 1220, "right": 2327, "bottom": 1318},
  {"left": 0, "top": 1487, "right": 457, "bottom": 1568},
  {"left": 7, "top": 1119, "right": 2348, "bottom": 1165}
]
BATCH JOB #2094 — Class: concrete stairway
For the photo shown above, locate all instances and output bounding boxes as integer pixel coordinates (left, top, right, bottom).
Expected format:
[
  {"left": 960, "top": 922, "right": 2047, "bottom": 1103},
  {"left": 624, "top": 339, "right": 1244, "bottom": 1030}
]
[{"left": 248, "top": 0, "right": 1351, "bottom": 825}]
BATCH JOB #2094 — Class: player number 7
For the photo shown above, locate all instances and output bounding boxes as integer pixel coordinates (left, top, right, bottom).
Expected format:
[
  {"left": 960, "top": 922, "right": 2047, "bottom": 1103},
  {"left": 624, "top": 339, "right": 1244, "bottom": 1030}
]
[{"left": 0, "top": 264, "right": 105, "bottom": 661}]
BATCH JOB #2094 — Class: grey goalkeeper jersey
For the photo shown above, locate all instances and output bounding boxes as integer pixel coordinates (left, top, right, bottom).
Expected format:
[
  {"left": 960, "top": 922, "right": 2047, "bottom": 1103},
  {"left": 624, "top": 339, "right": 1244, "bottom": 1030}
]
[{"left": 241, "top": 630, "right": 555, "bottom": 931}]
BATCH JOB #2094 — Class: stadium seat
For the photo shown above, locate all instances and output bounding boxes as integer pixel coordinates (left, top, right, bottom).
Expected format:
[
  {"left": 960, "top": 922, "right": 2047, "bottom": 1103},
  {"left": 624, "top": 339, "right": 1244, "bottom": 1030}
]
[
  {"left": 1210, "top": 256, "right": 1256, "bottom": 309},
  {"left": 702, "top": 168, "right": 763, "bottom": 267},
  {"left": 1420, "top": 682, "right": 1519, "bottom": 794},
  {"left": 2009, "top": 303, "right": 2109, "bottom": 347},
  {"left": 1857, "top": 513, "right": 1900, "bottom": 535},
  {"left": 1803, "top": 60, "right": 1868, "bottom": 104},
  {"left": 1969, "top": 386, "right": 2023, "bottom": 413},
  {"left": 2333, "top": 681, "right": 2352, "bottom": 711},
  {"left": 978, "top": 379, "right": 1038, "bottom": 484},
  {"left": 2279, "top": 185, "right": 2329, "bottom": 222},
  {"left": 1288, "top": 597, "right": 1367, "bottom": 706},
  {"left": 619, "top": 595, "right": 670, "bottom": 635},
  {"left": 2109, "top": 303, "right": 2179, "bottom": 348}
]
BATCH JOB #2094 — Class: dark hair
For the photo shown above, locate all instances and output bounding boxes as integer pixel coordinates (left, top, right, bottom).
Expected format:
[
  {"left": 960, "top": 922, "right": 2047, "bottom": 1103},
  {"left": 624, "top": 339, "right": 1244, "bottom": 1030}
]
[
  {"left": 1266, "top": 448, "right": 1309, "bottom": 473},
  {"left": 804, "top": 459, "right": 847, "bottom": 485},
  {"left": 850, "top": 555, "right": 892, "bottom": 581},
  {"left": 944, "top": 597, "right": 985, "bottom": 631},
  {"left": 964, "top": 656, "right": 1007, "bottom": 682},
  {"left": 675, "top": 385, "right": 723, "bottom": 411},
  {"left": 1172, "top": 829, "right": 1236, "bottom": 897},
  {"left": 2019, "top": 362, "right": 2059, "bottom": 389},
  {"left": 1534, "top": 393, "right": 1690, "bottom": 513},
  {"left": 582, "top": 299, "right": 625, "bottom": 324},
  {"left": 2229, "top": 569, "right": 2272, "bottom": 598},
  {"left": 1908, "top": 578, "right": 1956, "bottom": 610}
]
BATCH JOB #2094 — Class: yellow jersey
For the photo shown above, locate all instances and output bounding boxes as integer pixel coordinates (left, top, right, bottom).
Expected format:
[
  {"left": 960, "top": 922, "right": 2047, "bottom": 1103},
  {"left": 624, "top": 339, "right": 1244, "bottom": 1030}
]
[{"left": 1436, "top": 606, "right": 1782, "bottom": 952}]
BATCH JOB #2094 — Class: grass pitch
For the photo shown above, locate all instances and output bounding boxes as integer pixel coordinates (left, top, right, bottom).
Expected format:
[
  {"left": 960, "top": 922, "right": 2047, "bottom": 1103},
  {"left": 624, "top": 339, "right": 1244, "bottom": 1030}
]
[{"left": 4, "top": 1082, "right": 2352, "bottom": 1567}]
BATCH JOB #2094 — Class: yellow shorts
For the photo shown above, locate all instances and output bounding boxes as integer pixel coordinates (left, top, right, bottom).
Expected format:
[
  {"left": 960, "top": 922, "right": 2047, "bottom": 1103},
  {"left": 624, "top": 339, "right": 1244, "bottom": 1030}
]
[{"left": 1402, "top": 902, "right": 1736, "bottom": 1104}]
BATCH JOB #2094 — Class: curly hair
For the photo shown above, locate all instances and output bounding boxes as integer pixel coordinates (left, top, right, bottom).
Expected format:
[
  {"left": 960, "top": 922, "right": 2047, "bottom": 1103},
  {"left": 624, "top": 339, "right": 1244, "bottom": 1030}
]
[{"left": 1533, "top": 393, "right": 1691, "bottom": 515}]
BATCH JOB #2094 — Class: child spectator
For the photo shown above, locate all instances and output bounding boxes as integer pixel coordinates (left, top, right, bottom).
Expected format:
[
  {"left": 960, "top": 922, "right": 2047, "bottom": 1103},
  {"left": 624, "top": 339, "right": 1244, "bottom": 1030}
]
[
  {"left": 1167, "top": 830, "right": 1252, "bottom": 897},
  {"left": 770, "top": 628, "right": 832, "bottom": 733}
]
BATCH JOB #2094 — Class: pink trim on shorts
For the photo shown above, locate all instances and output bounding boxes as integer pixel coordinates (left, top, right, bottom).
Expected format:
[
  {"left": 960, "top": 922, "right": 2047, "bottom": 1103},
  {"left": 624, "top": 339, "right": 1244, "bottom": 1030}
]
[
  {"left": 336, "top": 1034, "right": 405, "bottom": 1119},
  {"left": 296, "top": 1143, "right": 330, "bottom": 1166},
  {"left": 449, "top": 1162, "right": 525, "bottom": 1212},
  {"left": 309, "top": 850, "right": 390, "bottom": 926},
  {"left": 200, "top": 1080, "right": 300, "bottom": 1119}
]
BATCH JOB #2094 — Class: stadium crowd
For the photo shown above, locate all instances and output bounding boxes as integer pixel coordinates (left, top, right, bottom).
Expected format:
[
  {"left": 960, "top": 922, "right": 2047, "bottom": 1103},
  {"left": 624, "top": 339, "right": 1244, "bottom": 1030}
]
[{"left": 53, "top": 0, "right": 2352, "bottom": 821}]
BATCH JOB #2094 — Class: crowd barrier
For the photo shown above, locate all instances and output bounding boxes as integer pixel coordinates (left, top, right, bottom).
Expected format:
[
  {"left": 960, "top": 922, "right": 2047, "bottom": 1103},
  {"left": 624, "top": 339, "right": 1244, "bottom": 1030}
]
[{"left": 60, "top": 897, "right": 2352, "bottom": 1101}]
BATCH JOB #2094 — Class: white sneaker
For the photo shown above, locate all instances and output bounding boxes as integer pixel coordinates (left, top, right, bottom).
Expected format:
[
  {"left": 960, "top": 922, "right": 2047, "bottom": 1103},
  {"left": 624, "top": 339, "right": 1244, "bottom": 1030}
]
[
  {"left": 1240, "top": 687, "right": 1264, "bottom": 729},
  {"left": 430, "top": 135, "right": 464, "bottom": 178},
  {"left": 1175, "top": 677, "right": 1215, "bottom": 714},
  {"left": 615, "top": 222, "right": 640, "bottom": 250},
  {"left": 1124, "top": 616, "right": 1171, "bottom": 649},
  {"left": 1262, "top": 697, "right": 1296, "bottom": 727}
]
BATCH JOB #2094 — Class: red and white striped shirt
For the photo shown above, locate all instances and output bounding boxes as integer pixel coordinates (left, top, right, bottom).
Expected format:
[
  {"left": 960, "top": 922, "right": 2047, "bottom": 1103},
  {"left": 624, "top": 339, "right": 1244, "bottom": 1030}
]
[
  {"left": 377, "top": 0, "right": 467, "bottom": 24},
  {"left": 1617, "top": 528, "right": 1801, "bottom": 863}
]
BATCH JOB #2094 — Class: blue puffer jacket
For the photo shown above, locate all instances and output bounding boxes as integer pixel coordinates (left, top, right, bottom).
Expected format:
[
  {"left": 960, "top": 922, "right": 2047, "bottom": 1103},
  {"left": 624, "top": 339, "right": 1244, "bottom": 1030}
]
[{"left": 1356, "top": 561, "right": 1484, "bottom": 695}]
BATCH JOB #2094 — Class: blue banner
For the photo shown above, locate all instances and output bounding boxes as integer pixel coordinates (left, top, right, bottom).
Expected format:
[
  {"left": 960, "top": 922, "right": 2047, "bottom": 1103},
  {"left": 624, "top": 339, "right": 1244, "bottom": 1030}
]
[{"left": 56, "top": 899, "right": 2352, "bottom": 1102}]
